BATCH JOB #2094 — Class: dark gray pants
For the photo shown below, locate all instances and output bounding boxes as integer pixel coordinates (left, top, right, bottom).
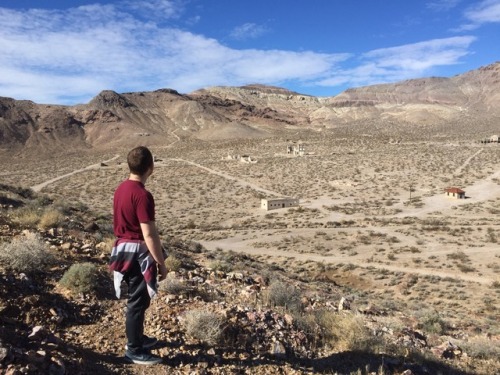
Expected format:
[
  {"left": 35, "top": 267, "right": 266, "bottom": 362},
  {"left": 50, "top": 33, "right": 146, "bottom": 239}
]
[{"left": 124, "top": 260, "right": 151, "bottom": 353}]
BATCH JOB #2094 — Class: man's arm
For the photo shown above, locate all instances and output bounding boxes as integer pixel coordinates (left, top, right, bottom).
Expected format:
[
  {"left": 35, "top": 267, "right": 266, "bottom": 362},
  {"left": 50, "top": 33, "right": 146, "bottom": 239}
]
[{"left": 140, "top": 221, "right": 167, "bottom": 281}]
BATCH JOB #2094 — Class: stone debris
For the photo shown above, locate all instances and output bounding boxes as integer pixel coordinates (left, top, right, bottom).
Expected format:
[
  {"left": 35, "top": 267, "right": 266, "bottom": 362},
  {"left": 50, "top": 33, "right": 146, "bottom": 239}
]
[
  {"left": 0, "top": 207, "right": 496, "bottom": 375},
  {"left": 431, "top": 341, "right": 464, "bottom": 359}
]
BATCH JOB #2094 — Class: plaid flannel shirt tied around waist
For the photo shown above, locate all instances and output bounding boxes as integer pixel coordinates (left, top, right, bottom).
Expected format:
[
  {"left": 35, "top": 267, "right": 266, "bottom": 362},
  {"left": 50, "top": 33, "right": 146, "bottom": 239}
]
[{"left": 109, "top": 240, "right": 158, "bottom": 299}]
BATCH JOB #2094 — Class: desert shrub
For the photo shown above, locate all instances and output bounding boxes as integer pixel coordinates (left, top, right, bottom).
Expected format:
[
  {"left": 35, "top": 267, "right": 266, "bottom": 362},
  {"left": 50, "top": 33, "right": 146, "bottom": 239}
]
[
  {"left": 34, "top": 195, "right": 52, "bottom": 207},
  {"left": 59, "top": 262, "right": 99, "bottom": 294},
  {"left": 12, "top": 207, "right": 42, "bottom": 228},
  {"left": 165, "top": 255, "right": 182, "bottom": 271},
  {"left": 486, "top": 227, "right": 497, "bottom": 243},
  {"left": 316, "top": 310, "right": 373, "bottom": 351},
  {"left": 52, "top": 199, "right": 75, "bottom": 216},
  {"left": 0, "top": 232, "right": 53, "bottom": 274},
  {"left": 185, "top": 219, "right": 196, "bottom": 229},
  {"left": 460, "top": 337, "right": 500, "bottom": 359},
  {"left": 292, "top": 312, "right": 320, "bottom": 342},
  {"left": 158, "top": 277, "right": 188, "bottom": 295},
  {"left": 183, "top": 309, "right": 225, "bottom": 346},
  {"left": 447, "top": 251, "right": 470, "bottom": 262},
  {"left": 0, "top": 184, "right": 34, "bottom": 199},
  {"left": 209, "top": 260, "right": 232, "bottom": 273},
  {"left": 416, "top": 310, "right": 447, "bottom": 334},
  {"left": 38, "top": 208, "right": 64, "bottom": 229},
  {"left": 457, "top": 263, "right": 476, "bottom": 273},
  {"left": 265, "top": 280, "right": 302, "bottom": 312},
  {"left": 186, "top": 241, "right": 204, "bottom": 253}
]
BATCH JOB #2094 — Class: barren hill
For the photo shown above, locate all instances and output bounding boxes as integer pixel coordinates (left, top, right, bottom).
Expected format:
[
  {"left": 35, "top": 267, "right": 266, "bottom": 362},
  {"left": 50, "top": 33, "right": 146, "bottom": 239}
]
[{"left": 1, "top": 62, "right": 499, "bottom": 152}]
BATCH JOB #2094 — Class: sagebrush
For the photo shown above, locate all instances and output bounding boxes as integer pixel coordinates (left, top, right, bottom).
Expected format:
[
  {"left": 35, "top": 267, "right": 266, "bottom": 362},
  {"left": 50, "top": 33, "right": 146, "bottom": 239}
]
[
  {"left": 183, "top": 309, "right": 225, "bottom": 346},
  {"left": 0, "top": 232, "right": 53, "bottom": 274},
  {"left": 59, "top": 262, "right": 99, "bottom": 294}
]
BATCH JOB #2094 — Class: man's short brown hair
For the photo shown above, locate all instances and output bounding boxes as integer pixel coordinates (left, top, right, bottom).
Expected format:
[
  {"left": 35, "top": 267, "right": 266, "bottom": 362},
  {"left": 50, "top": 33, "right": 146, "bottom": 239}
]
[{"left": 127, "top": 146, "right": 153, "bottom": 176}]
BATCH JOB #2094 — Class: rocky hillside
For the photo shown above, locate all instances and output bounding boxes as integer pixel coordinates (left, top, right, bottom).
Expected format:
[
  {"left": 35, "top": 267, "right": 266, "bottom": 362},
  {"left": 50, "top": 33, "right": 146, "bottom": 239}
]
[
  {"left": 1, "top": 183, "right": 497, "bottom": 374},
  {"left": 0, "top": 62, "right": 499, "bottom": 152}
]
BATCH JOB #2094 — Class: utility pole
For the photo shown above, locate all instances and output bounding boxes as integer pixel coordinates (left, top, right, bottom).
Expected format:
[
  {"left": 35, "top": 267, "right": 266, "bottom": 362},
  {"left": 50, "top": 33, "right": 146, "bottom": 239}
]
[{"left": 409, "top": 183, "right": 413, "bottom": 205}]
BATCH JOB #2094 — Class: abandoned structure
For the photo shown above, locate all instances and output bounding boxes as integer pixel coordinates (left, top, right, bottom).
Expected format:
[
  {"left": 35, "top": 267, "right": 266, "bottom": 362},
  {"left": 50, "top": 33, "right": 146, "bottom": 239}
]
[
  {"left": 261, "top": 198, "right": 299, "bottom": 210},
  {"left": 286, "top": 141, "right": 305, "bottom": 156},
  {"left": 226, "top": 154, "right": 257, "bottom": 163},
  {"left": 480, "top": 135, "right": 499, "bottom": 143},
  {"left": 445, "top": 187, "right": 465, "bottom": 199}
]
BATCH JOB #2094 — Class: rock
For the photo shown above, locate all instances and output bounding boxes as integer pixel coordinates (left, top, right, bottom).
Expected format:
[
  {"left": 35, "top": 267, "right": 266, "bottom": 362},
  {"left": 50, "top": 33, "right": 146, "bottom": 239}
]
[
  {"left": 60, "top": 243, "right": 72, "bottom": 251},
  {"left": 0, "top": 341, "right": 10, "bottom": 362},
  {"left": 5, "top": 364, "right": 21, "bottom": 375},
  {"left": 431, "top": 341, "right": 463, "bottom": 359},
  {"left": 26, "top": 349, "right": 45, "bottom": 364},
  {"left": 270, "top": 340, "right": 286, "bottom": 358},
  {"left": 49, "top": 356, "right": 65, "bottom": 375},
  {"left": 28, "top": 326, "right": 46, "bottom": 340},
  {"left": 338, "top": 296, "right": 350, "bottom": 311},
  {"left": 95, "top": 241, "right": 108, "bottom": 251},
  {"left": 84, "top": 222, "right": 99, "bottom": 232}
]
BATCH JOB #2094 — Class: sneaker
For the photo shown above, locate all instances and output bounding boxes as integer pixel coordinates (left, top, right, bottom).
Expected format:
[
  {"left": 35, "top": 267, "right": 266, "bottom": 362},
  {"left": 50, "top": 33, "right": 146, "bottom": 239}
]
[
  {"left": 125, "top": 335, "right": 158, "bottom": 350},
  {"left": 124, "top": 349, "right": 162, "bottom": 365}
]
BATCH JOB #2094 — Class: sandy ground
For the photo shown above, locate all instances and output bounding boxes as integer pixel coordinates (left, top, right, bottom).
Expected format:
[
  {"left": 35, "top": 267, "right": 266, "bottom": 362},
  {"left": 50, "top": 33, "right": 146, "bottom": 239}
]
[{"left": 28, "top": 147, "right": 499, "bottom": 288}]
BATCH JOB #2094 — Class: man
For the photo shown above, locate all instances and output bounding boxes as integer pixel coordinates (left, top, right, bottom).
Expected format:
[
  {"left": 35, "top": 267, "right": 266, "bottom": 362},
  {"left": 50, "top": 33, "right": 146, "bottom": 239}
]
[{"left": 109, "top": 146, "right": 167, "bottom": 365}]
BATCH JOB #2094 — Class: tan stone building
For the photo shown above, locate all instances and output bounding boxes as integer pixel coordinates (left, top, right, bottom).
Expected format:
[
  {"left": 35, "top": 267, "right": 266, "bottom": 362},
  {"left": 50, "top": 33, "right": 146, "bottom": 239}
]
[
  {"left": 445, "top": 187, "right": 465, "bottom": 199},
  {"left": 261, "top": 198, "right": 299, "bottom": 210},
  {"left": 286, "top": 141, "right": 305, "bottom": 156}
]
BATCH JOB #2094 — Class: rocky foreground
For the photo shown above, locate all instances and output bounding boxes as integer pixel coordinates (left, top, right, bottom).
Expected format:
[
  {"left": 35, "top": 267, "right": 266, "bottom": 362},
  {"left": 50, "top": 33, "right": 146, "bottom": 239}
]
[{"left": 0, "top": 185, "right": 499, "bottom": 375}]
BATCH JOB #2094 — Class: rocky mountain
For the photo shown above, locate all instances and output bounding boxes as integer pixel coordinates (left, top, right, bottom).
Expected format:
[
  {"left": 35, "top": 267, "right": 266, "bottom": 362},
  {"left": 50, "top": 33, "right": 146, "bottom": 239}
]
[{"left": 0, "top": 62, "right": 499, "bottom": 152}]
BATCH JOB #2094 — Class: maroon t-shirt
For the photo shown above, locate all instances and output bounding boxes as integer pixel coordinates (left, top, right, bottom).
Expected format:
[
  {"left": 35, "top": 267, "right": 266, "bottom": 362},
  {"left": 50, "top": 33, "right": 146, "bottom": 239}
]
[{"left": 113, "top": 179, "right": 155, "bottom": 241}]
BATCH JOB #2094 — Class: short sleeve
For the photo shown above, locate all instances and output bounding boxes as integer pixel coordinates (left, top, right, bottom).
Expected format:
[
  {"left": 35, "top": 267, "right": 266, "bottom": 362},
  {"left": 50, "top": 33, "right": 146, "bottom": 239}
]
[{"left": 136, "top": 191, "right": 155, "bottom": 223}]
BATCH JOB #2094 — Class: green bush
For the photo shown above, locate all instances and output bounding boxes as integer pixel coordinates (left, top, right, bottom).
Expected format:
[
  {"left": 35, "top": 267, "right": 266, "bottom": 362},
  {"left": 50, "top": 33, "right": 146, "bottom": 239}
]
[
  {"left": 417, "top": 310, "right": 447, "bottom": 334},
  {"left": 59, "top": 262, "right": 99, "bottom": 294},
  {"left": 183, "top": 309, "right": 225, "bottom": 346},
  {"left": 0, "top": 232, "right": 53, "bottom": 274}
]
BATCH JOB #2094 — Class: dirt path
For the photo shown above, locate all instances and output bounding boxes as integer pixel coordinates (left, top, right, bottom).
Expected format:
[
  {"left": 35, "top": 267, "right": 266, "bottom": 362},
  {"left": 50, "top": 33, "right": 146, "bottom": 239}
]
[
  {"left": 31, "top": 155, "right": 120, "bottom": 192},
  {"left": 453, "top": 149, "right": 483, "bottom": 175}
]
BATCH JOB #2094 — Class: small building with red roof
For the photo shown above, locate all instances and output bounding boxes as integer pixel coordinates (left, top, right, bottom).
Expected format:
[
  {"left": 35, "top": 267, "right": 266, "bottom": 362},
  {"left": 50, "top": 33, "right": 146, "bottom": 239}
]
[{"left": 445, "top": 187, "right": 465, "bottom": 199}]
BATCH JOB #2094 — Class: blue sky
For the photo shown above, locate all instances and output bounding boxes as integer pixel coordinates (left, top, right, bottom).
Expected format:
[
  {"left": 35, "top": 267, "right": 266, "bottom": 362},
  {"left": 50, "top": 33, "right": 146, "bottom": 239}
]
[{"left": 0, "top": 0, "right": 499, "bottom": 104}]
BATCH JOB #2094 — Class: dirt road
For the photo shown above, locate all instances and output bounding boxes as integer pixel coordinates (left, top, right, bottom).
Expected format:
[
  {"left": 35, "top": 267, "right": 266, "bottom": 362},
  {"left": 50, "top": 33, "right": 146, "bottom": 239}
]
[{"left": 31, "top": 155, "right": 120, "bottom": 192}]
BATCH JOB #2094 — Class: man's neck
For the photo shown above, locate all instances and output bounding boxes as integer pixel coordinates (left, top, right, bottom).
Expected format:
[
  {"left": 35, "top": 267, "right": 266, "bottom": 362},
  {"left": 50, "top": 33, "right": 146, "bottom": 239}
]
[{"left": 129, "top": 173, "right": 147, "bottom": 184}]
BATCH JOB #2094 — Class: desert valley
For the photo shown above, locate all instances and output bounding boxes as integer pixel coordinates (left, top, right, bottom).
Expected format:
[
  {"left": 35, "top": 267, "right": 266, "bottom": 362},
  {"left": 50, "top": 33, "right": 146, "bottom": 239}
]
[{"left": 0, "top": 62, "right": 499, "bottom": 374}]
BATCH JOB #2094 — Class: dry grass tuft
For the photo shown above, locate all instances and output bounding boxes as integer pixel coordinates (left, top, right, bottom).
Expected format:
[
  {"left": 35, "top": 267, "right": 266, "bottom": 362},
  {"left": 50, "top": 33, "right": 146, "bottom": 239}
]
[
  {"left": 38, "top": 208, "right": 64, "bottom": 229},
  {"left": 183, "top": 309, "right": 225, "bottom": 346}
]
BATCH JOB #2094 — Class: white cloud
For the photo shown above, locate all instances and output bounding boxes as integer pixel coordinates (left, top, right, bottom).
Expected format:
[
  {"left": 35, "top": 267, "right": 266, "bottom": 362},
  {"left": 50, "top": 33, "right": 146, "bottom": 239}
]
[
  {"left": 0, "top": 4, "right": 348, "bottom": 104},
  {"left": 464, "top": 0, "right": 500, "bottom": 24},
  {"left": 317, "top": 37, "right": 476, "bottom": 88},
  {"left": 426, "top": 0, "right": 461, "bottom": 11},
  {"left": 0, "top": 3, "right": 480, "bottom": 104},
  {"left": 123, "top": 0, "right": 184, "bottom": 20},
  {"left": 229, "top": 23, "right": 269, "bottom": 40}
]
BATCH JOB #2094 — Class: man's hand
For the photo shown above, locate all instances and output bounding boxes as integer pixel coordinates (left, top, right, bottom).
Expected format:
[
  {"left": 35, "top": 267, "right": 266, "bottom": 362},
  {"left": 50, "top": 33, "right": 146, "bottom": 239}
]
[{"left": 158, "top": 263, "right": 167, "bottom": 281}]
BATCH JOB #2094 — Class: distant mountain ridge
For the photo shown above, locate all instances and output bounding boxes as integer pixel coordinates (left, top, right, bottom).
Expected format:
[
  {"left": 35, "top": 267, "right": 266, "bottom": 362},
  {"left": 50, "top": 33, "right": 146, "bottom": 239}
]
[{"left": 1, "top": 62, "right": 499, "bottom": 151}]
